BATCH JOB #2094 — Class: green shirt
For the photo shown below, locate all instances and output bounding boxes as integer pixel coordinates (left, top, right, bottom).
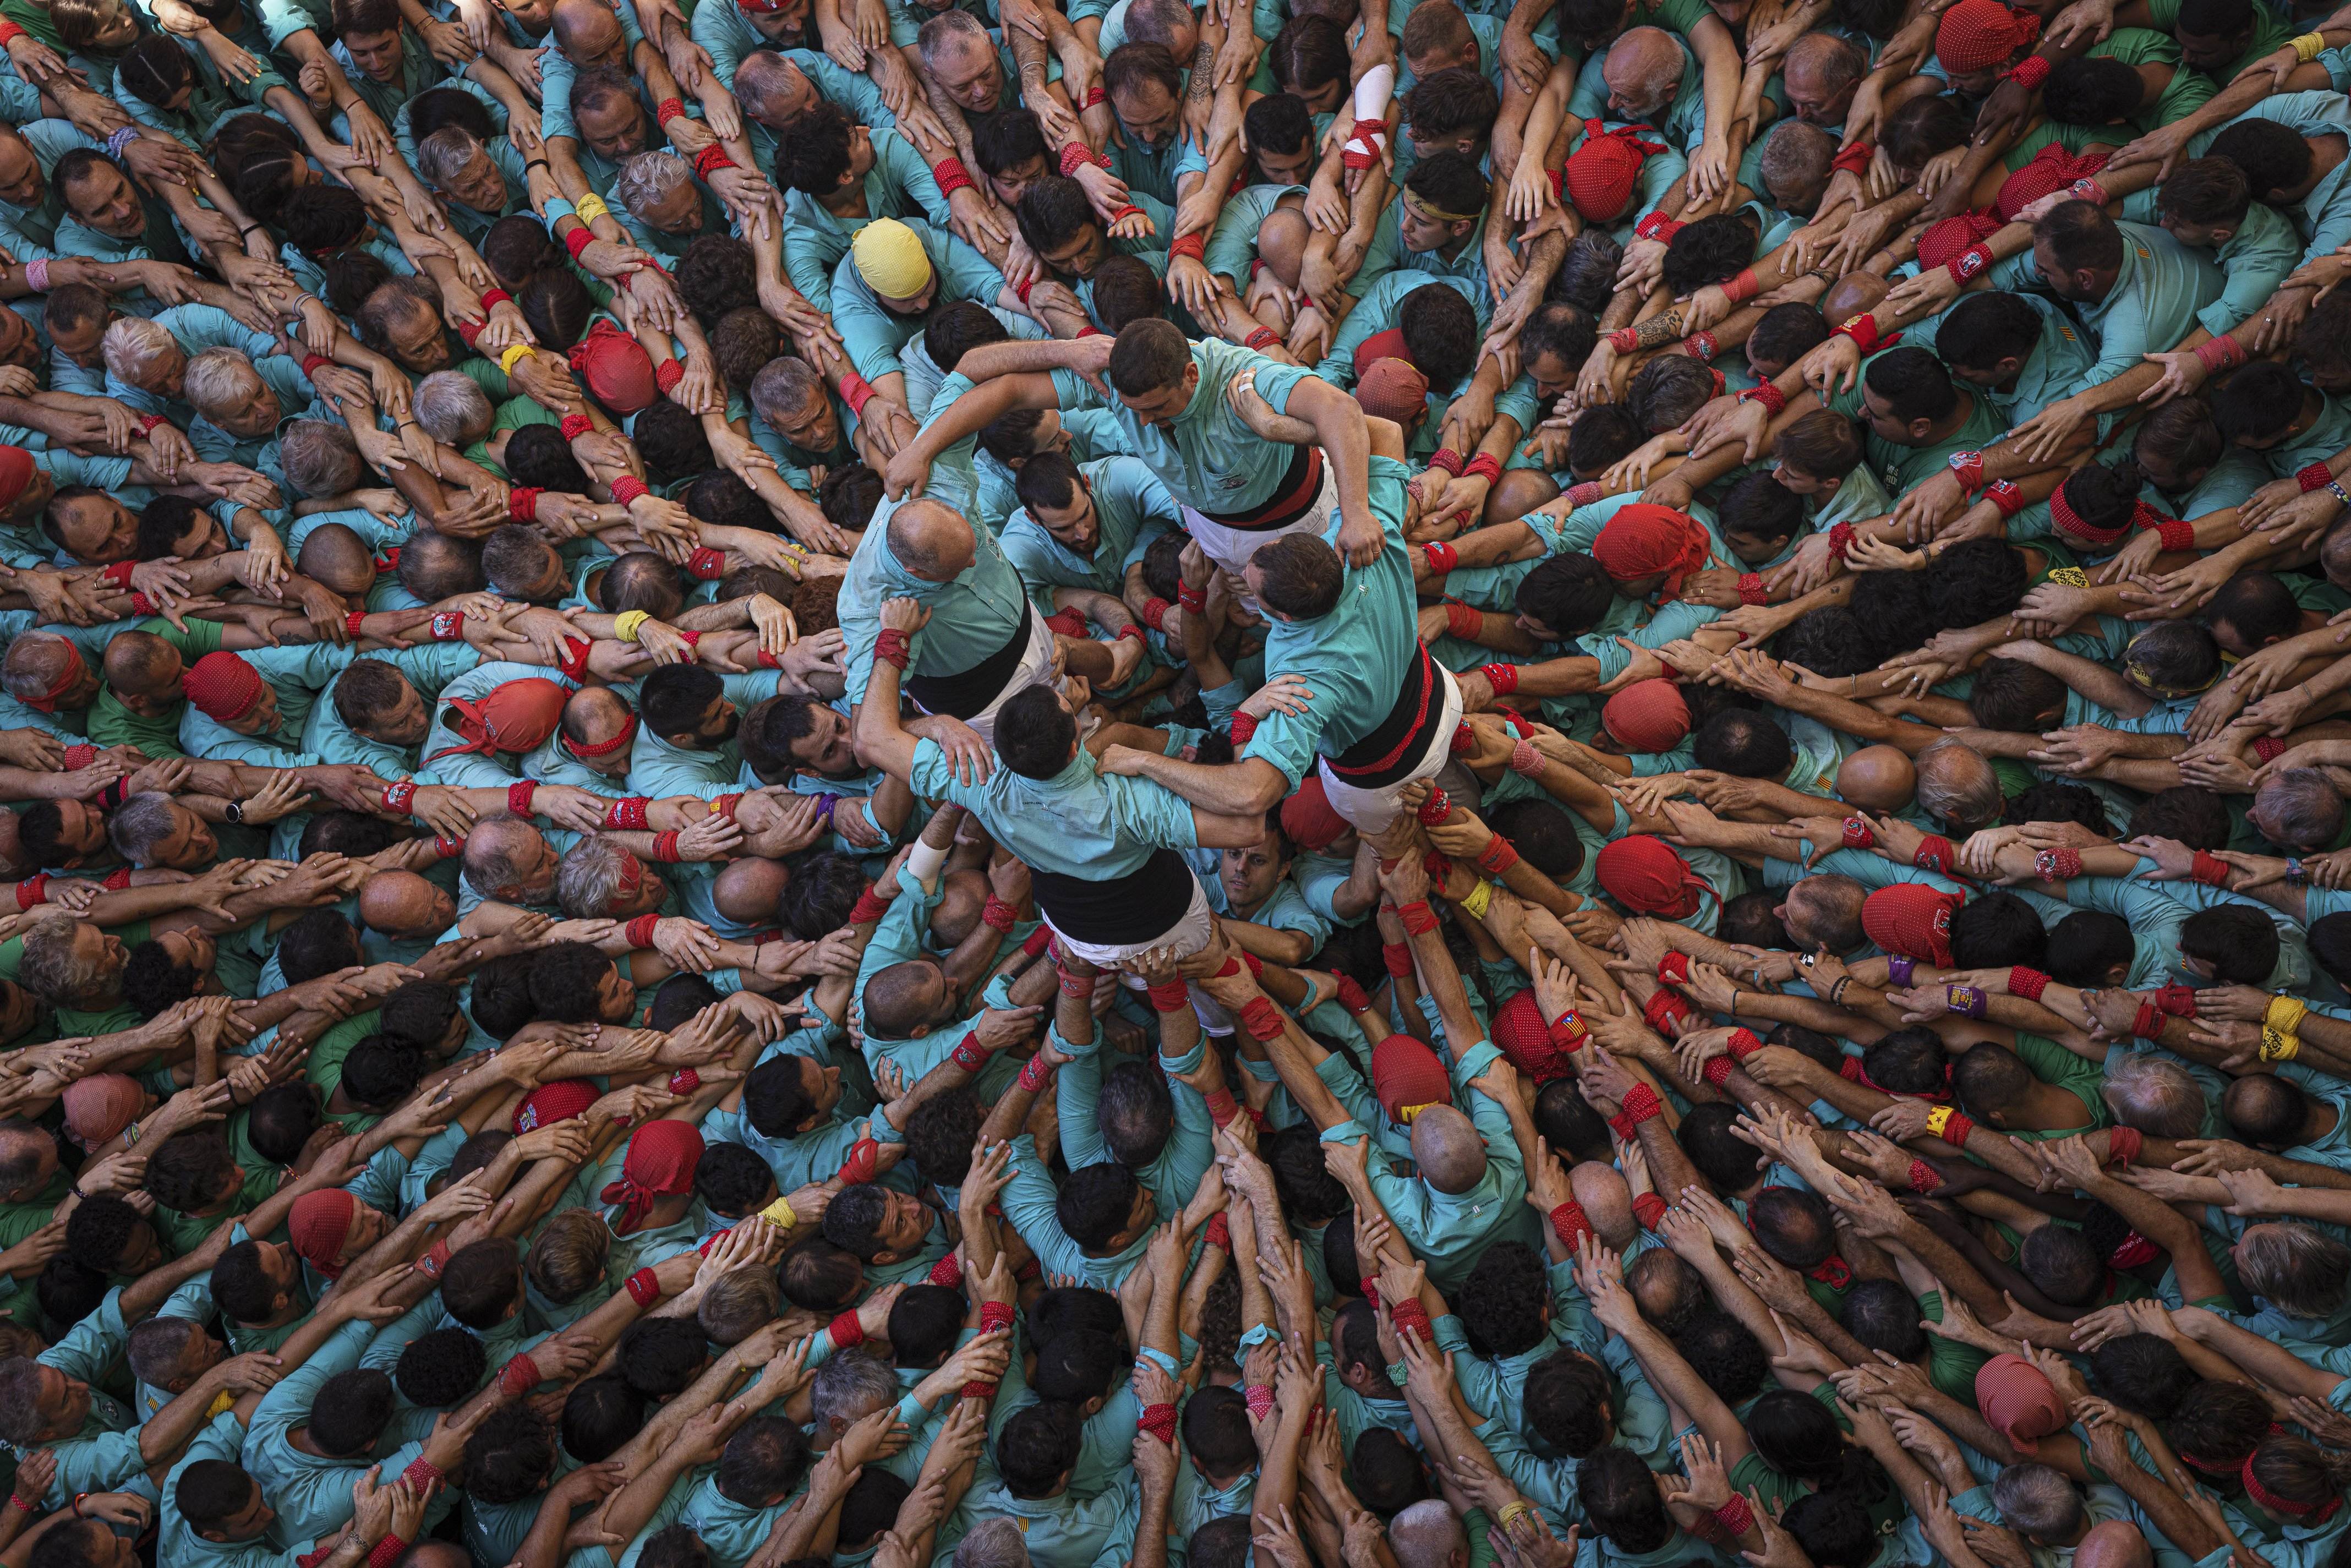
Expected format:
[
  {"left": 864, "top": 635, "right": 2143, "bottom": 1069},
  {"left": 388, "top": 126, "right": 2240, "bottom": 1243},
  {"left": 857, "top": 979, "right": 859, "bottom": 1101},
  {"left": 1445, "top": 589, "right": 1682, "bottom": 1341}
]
[
  {"left": 84, "top": 615, "right": 223, "bottom": 756},
  {"left": 1828, "top": 357, "right": 2009, "bottom": 496}
]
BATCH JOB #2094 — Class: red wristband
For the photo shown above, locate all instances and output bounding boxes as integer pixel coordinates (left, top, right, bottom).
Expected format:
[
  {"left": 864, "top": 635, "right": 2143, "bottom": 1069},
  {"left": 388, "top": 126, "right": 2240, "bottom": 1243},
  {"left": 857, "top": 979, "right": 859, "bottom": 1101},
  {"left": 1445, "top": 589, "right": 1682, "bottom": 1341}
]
[
  {"left": 625, "top": 913, "right": 659, "bottom": 949},
  {"left": 829, "top": 1310, "right": 865, "bottom": 1348},
  {"left": 625, "top": 1267, "right": 660, "bottom": 1305},
  {"left": 2010, "top": 966, "right": 2051, "bottom": 1002}
]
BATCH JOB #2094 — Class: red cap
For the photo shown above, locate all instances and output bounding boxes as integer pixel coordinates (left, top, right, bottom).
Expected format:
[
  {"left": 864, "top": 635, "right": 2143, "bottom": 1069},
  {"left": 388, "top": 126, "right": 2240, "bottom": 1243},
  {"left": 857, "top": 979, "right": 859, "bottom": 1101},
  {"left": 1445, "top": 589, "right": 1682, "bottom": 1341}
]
[
  {"left": 1601, "top": 680, "right": 1691, "bottom": 753},
  {"left": 1371, "top": 1032, "right": 1453, "bottom": 1125},
  {"left": 182, "top": 651, "right": 265, "bottom": 722}
]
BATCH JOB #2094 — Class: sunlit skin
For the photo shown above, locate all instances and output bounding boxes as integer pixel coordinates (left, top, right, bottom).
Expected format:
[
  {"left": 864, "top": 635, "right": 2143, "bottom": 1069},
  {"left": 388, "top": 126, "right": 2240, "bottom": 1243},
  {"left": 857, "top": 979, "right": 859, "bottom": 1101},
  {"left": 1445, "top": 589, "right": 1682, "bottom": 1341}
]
[
  {"left": 49, "top": 493, "right": 140, "bottom": 564},
  {"left": 1398, "top": 196, "right": 1477, "bottom": 256},
  {"left": 1037, "top": 222, "right": 1108, "bottom": 279},
  {"left": 932, "top": 38, "right": 1005, "bottom": 114},
  {"left": 1030, "top": 476, "right": 1100, "bottom": 556},
  {"left": 62, "top": 163, "right": 143, "bottom": 241},
  {"left": 193, "top": 1477, "right": 278, "bottom": 1545},
  {"left": 1220, "top": 829, "right": 1288, "bottom": 911},
  {"left": 635, "top": 177, "right": 705, "bottom": 236},
  {"left": 0, "top": 308, "right": 39, "bottom": 370},
  {"left": 356, "top": 680, "right": 432, "bottom": 746},
  {"left": 47, "top": 310, "right": 109, "bottom": 371},
  {"left": 1113, "top": 80, "right": 1180, "bottom": 149},
  {"left": 574, "top": 94, "right": 649, "bottom": 163},
  {"left": 341, "top": 25, "right": 407, "bottom": 83},
  {"left": 865, "top": 1188, "right": 934, "bottom": 1258},
  {"left": 154, "top": 928, "right": 221, "bottom": 989},
  {"left": 216, "top": 680, "right": 286, "bottom": 737},
  {"left": 201, "top": 378, "right": 284, "bottom": 441},
  {"left": 987, "top": 152, "right": 1047, "bottom": 209},
  {"left": 1114, "top": 364, "right": 1198, "bottom": 428},
  {"left": 664, "top": 695, "right": 741, "bottom": 752},
  {"left": 561, "top": 6, "right": 625, "bottom": 69},
  {"left": 437, "top": 145, "right": 514, "bottom": 216},
  {"left": 380, "top": 297, "right": 452, "bottom": 373},
  {"left": 0, "top": 131, "right": 45, "bottom": 209},
  {"left": 2031, "top": 236, "right": 2116, "bottom": 304},
  {"left": 771, "top": 385, "right": 843, "bottom": 454},
  {"left": 781, "top": 1055, "right": 843, "bottom": 1131}
]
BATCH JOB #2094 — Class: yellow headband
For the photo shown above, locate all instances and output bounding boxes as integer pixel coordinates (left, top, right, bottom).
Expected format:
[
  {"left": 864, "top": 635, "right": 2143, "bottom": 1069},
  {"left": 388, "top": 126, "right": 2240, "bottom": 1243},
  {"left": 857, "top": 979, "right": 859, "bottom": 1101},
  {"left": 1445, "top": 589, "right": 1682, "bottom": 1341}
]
[
  {"left": 1396, "top": 1101, "right": 1438, "bottom": 1124},
  {"left": 1404, "top": 189, "right": 1483, "bottom": 226}
]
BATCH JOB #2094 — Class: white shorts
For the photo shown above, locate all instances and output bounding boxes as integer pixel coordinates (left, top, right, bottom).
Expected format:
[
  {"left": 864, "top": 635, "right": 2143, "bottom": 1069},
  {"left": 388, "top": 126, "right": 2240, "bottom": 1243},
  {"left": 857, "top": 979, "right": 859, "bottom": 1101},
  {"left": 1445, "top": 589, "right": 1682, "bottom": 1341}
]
[
  {"left": 1179, "top": 454, "right": 1336, "bottom": 577},
  {"left": 1316, "top": 665, "right": 1465, "bottom": 836},
  {"left": 1042, "top": 867, "right": 1214, "bottom": 965},
  {"left": 910, "top": 610, "right": 1057, "bottom": 746}
]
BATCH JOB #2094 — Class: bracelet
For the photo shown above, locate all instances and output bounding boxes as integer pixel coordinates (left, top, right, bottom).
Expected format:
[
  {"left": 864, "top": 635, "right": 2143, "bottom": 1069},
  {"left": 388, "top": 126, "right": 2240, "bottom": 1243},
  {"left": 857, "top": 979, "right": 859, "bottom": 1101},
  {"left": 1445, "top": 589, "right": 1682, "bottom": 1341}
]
[
  {"left": 1229, "top": 712, "right": 1257, "bottom": 746},
  {"left": 1714, "top": 1495, "right": 1755, "bottom": 1537},
  {"left": 1720, "top": 268, "right": 1760, "bottom": 303},
  {"left": 2003, "top": 52, "right": 2051, "bottom": 88},
  {"left": 1480, "top": 660, "right": 1519, "bottom": 696},
  {"left": 1550, "top": 1199, "right": 1594, "bottom": 1250},
  {"left": 23, "top": 256, "right": 46, "bottom": 292},
  {"left": 2299, "top": 462, "right": 2336, "bottom": 494},
  {"left": 2194, "top": 335, "right": 2248, "bottom": 373},
  {"left": 1923, "top": 1106, "right": 1974, "bottom": 1145},
  {"left": 498, "top": 1352, "right": 543, "bottom": 1397},
  {"left": 563, "top": 225, "right": 595, "bottom": 261},
  {"left": 416, "top": 1240, "right": 451, "bottom": 1280},
  {"left": 105, "top": 125, "right": 135, "bottom": 160},
  {"left": 2010, "top": 966, "right": 2051, "bottom": 1002},
  {"left": 382, "top": 779, "right": 417, "bottom": 815},
  {"left": 604, "top": 796, "right": 648, "bottom": 830},
  {"left": 686, "top": 544, "right": 728, "bottom": 581},
  {"left": 1685, "top": 329, "right": 1718, "bottom": 360},
  {"left": 950, "top": 1031, "right": 988, "bottom": 1072},
  {"left": 980, "top": 894, "right": 1018, "bottom": 932},
  {"left": 2191, "top": 849, "right": 2230, "bottom": 886},
  {"left": 1462, "top": 452, "right": 1503, "bottom": 485},
  {"left": 1018, "top": 1052, "right": 1054, "bottom": 1092},
  {"left": 1841, "top": 816, "right": 1875, "bottom": 850},
  {"left": 1426, "top": 447, "right": 1466, "bottom": 477},
  {"left": 874, "top": 627, "right": 912, "bottom": 670},
  {"left": 574, "top": 193, "right": 611, "bottom": 226},
  {"left": 649, "top": 830, "right": 682, "bottom": 863},
  {"left": 1947, "top": 449, "right": 1986, "bottom": 494},
  {"left": 654, "top": 98, "right": 684, "bottom": 123},
  {"left": 1946, "top": 984, "right": 1988, "bottom": 1019},
  {"left": 1740, "top": 385, "right": 1787, "bottom": 419},
  {"left": 609, "top": 475, "right": 649, "bottom": 507},
  {"left": 1424, "top": 540, "right": 1459, "bottom": 576},
  {"left": 1907, "top": 1159, "right": 1943, "bottom": 1195},
  {"left": 931, "top": 154, "right": 976, "bottom": 198},
  {"left": 1984, "top": 478, "right": 2026, "bottom": 517},
  {"left": 1947, "top": 242, "right": 1995, "bottom": 285},
  {"left": 624, "top": 1267, "right": 660, "bottom": 1305},
  {"left": 612, "top": 609, "right": 649, "bottom": 643}
]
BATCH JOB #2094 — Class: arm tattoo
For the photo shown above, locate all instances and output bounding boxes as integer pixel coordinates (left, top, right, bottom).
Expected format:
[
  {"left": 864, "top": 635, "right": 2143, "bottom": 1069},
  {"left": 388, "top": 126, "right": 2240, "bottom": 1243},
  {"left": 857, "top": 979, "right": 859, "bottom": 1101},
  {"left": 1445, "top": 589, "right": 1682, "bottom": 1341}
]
[
  {"left": 1631, "top": 308, "right": 1685, "bottom": 348},
  {"left": 1187, "top": 39, "right": 1213, "bottom": 102}
]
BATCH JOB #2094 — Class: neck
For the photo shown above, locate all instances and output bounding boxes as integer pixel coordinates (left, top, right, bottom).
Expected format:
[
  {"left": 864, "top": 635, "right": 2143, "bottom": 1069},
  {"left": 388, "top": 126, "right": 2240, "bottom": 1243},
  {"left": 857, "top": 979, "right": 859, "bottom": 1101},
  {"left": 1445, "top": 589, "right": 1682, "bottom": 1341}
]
[
  {"left": 2308, "top": 1102, "right": 2341, "bottom": 1143},
  {"left": 1920, "top": 389, "right": 1975, "bottom": 444},
  {"left": 819, "top": 181, "right": 870, "bottom": 218}
]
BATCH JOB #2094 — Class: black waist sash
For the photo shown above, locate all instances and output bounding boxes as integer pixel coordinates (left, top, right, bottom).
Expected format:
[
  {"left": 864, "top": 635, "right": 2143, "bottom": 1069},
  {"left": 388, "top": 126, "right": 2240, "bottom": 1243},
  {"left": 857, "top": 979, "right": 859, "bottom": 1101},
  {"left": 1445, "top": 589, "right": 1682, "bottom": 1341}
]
[
  {"left": 1197, "top": 440, "right": 1324, "bottom": 531},
  {"left": 1326, "top": 641, "right": 1444, "bottom": 790},
  {"left": 905, "top": 599, "right": 1034, "bottom": 720},
  {"left": 1030, "top": 847, "right": 1196, "bottom": 944}
]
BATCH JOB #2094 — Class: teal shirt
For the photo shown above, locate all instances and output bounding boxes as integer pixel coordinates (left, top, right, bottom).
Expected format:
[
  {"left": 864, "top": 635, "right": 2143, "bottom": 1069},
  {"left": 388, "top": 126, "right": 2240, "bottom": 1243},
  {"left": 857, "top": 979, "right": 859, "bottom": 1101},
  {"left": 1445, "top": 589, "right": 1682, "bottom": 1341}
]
[
  {"left": 999, "top": 454, "right": 1181, "bottom": 598},
  {"left": 829, "top": 219, "right": 1007, "bottom": 385},
  {"left": 836, "top": 491, "right": 1032, "bottom": 704}
]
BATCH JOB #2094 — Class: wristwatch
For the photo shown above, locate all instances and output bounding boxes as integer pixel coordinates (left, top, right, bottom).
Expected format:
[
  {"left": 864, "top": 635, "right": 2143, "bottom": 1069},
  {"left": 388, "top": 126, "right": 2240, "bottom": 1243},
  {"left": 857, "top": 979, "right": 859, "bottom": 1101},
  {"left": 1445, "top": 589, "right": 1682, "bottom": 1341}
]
[{"left": 223, "top": 800, "right": 244, "bottom": 825}]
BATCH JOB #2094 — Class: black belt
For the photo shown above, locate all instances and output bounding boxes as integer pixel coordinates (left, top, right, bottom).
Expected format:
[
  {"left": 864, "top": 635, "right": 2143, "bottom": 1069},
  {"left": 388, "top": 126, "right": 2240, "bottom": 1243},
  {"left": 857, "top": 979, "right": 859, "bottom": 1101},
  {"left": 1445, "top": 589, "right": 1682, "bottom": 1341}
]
[
  {"left": 905, "top": 599, "right": 1033, "bottom": 720},
  {"left": 1031, "top": 848, "right": 1196, "bottom": 944},
  {"left": 1197, "top": 441, "right": 1324, "bottom": 532},
  {"left": 1327, "top": 641, "right": 1444, "bottom": 790}
]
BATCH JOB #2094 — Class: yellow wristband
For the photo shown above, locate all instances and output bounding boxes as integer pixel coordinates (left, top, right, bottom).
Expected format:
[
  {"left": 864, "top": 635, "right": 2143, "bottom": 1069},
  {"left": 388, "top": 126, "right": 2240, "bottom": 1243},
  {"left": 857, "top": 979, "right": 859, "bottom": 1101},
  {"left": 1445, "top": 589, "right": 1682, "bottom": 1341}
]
[
  {"left": 1458, "top": 879, "right": 1494, "bottom": 920},
  {"left": 1924, "top": 1106, "right": 1954, "bottom": 1137},
  {"left": 2267, "top": 994, "right": 2309, "bottom": 1036},
  {"left": 613, "top": 610, "right": 649, "bottom": 643},
  {"left": 759, "top": 1196, "right": 798, "bottom": 1228},
  {"left": 2045, "top": 567, "right": 2090, "bottom": 587},
  {"left": 2294, "top": 30, "right": 2325, "bottom": 59},
  {"left": 496, "top": 342, "right": 534, "bottom": 375},
  {"left": 574, "top": 193, "right": 610, "bottom": 225},
  {"left": 2262, "top": 1025, "right": 2301, "bottom": 1062}
]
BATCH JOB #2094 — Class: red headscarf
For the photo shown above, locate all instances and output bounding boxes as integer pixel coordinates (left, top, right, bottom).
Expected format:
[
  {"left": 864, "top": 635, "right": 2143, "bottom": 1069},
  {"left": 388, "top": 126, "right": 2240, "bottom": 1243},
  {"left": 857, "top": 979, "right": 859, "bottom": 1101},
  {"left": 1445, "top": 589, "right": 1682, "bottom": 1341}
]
[
  {"left": 1280, "top": 777, "right": 1349, "bottom": 853},
  {"left": 289, "top": 1189, "right": 358, "bottom": 1277},
  {"left": 1595, "top": 835, "right": 1714, "bottom": 919},
  {"left": 1975, "top": 1353, "right": 2064, "bottom": 1452},
  {"left": 183, "top": 651, "right": 265, "bottom": 722},
  {"left": 0, "top": 445, "right": 34, "bottom": 509},
  {"left": 1359, "top": 358, "right": 1432, "bottom": 426},
  {"left": 1566, "top": 121, "right": 1666, "bottom": 222},
  {"left": 1491, "top": 990, "right": 1573, "bottom": 1081},
  {"left": 1352, "top": 327, "right": 1412, "bottom": 381},
  {"left": 1602, "top": 680, "right": 1692, "bottom": 753},
  {"left": 1935, "top": 0, "right": 2040, "bottom": 72},
  {"left": 1995, "top": 143, "right": 2111, "bottom": 222},
  {"left": 602, "top": 1119, "right": 705, "bottom": 1235},
  {"left": 1915, "top": 211, "right": 2005, "bottom": 271},
  {"left": 1372, "top": 1032, "right": 1452, "bottom": 1124},
  {"left": 1593, "top": 505, "right": 1711, "bottom": 599},
  {"left": 61, "top": 1074, "right": 144, "bottom": 1149},
  {"left": 570, "top": 321, "right": 660, "bottom": 416},
  {"left": 513, "top": 1079, "right": 600, "bottom": 1134},
  {"left": 1861, "top": 883, "right": 1964, "bottom": 968},
  {"left": 425, "top": 678, "right": 571, "bottom": 765}
]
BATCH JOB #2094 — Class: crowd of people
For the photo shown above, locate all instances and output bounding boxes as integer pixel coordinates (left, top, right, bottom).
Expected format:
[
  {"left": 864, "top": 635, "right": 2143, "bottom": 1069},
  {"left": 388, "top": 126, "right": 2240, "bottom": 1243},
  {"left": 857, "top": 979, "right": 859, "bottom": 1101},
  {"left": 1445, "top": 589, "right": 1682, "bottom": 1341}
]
[{"left": 10, "top": 0, "right": 2351, "bottom": 1565}]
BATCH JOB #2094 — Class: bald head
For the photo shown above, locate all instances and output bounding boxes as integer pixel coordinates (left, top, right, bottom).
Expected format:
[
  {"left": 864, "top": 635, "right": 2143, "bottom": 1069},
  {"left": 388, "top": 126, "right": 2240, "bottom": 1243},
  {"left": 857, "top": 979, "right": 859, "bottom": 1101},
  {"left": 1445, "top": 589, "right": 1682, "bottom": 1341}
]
[
  {"left": 552, "top": 0, "right": 620, "bottom": 59},
  {"left": 359, "top": 871, "right": 446, "bottom": 937},
  {"left": 1388, "top": 1502, "right": 1468, "bottom": 1568},
  {"left": 1409, "top": 1104, "right": 1488, "bottom": 1194},
  {"left": 1835, "top": 745, "right": 1916, "bottom": 813},
  {"left": 1820, "top": 270, "right": 1890, "bottom": 326},
  {"left": 1915, "top": 738, "right": 2004, "bottom": 832},
  {"left": 1602, "top": 26, "right": 1682, "bottom": 106},
  {"left": 887, "top": 500, "right": 978, "bottom": 582},
  {"left": 563, "top": 686, "right": 636, "bottom": 753},
  {"left": 297, "top": 522, "right": 375, "bottom": 598},
  {"left": 1784, "top": 32, "right": 1864, "bottom": 98},
  {"left": 2074, "top": 1522, "right": 2152, "bottom": 1568},
  {"left": 1570, "top": 1160, "right": 1637, "bottom": 1248},
  {"left": 102, "top": 631, "right": 182, "bottom": 700},
  {"left": 713, "top": 856, "right": 791, "bottom": 924}
]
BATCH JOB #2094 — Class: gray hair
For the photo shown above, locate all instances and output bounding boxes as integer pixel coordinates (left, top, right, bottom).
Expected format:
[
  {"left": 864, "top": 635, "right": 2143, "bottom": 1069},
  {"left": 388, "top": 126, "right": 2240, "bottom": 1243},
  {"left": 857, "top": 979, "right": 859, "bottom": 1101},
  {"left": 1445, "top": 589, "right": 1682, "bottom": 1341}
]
[
  {"left": 750, "top": 357, "right": 823, "bottom": 429},
  {"left": 614, "top": 151, "right": 690, "bottom": 221},
  {"left": 1991, "top": 1463, "right": 2081, "bottom": 1540},
  {"left": 280, "top": 419, "right": 364, "bottom": 500},
  {"left": 1389, "top": 1501, "right": 1469, "bottom": 1568},
  {"left": 2254, "top": 768, "right": 2344, "bottom": 854},
  {"left": 1759, "top": 120, "right": 1834, "bottom": 201},
  {"left": 554, "top": 837, "right": 639, "bottom": 919},
  {"left": 953, "top": 1521, "right": 1031, "bottom": 1568},
  {"left": 1915, "top": 739, "right": 2004, "bottom": 832},
  {"left": 2237, "top": 1222, "right": 2351, "bottom": 1319},
  {"left": 0, "top": 633, "right": 78, "bottom": 704},
  {"left": 184, "top": 347, "right": 265, "bottom": 420},
  {"left": 809, "top": 1348, "right": 899, "bottom": 1433},
  {"left": 916, "top": 7, "right": 991, "bottom": 64},
  {"left": 2100, "top": 1052, "right": 2206, "bottom": 1140},
  {"left": 107, "top": 790, "right": 181, "bottom": 866},
  {"left": 18, "top": 914, "right": 110, "bottom": 1008},
  {"left": 417, "top": 125, "right": 485, "bottom": 189},
  {"left": 356, "top": 274, "right": 442, "bottom": 355},
  {"left": 462, "top": 817, "right": 548, "bottom": 902},
  {"left": 101, "top": 315, "right": 176, "bottom": 381},
  {"left": 0, "top": 1359, "right": 46, "bottom": 1444},
  {"left": 414, "top": 371, "right": 495, "bottom": 447}
]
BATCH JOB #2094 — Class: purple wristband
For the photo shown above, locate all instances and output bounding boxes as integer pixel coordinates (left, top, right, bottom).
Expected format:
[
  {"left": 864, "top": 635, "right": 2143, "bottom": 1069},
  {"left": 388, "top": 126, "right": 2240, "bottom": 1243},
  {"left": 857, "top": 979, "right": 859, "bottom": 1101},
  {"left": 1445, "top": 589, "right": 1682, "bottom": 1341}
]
[
  {"left": 811, "top": 793, "right": 840, "bottom": 828},
  {"left": 1887, "top": 955, "right": 1916, "bottom": 987}
]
